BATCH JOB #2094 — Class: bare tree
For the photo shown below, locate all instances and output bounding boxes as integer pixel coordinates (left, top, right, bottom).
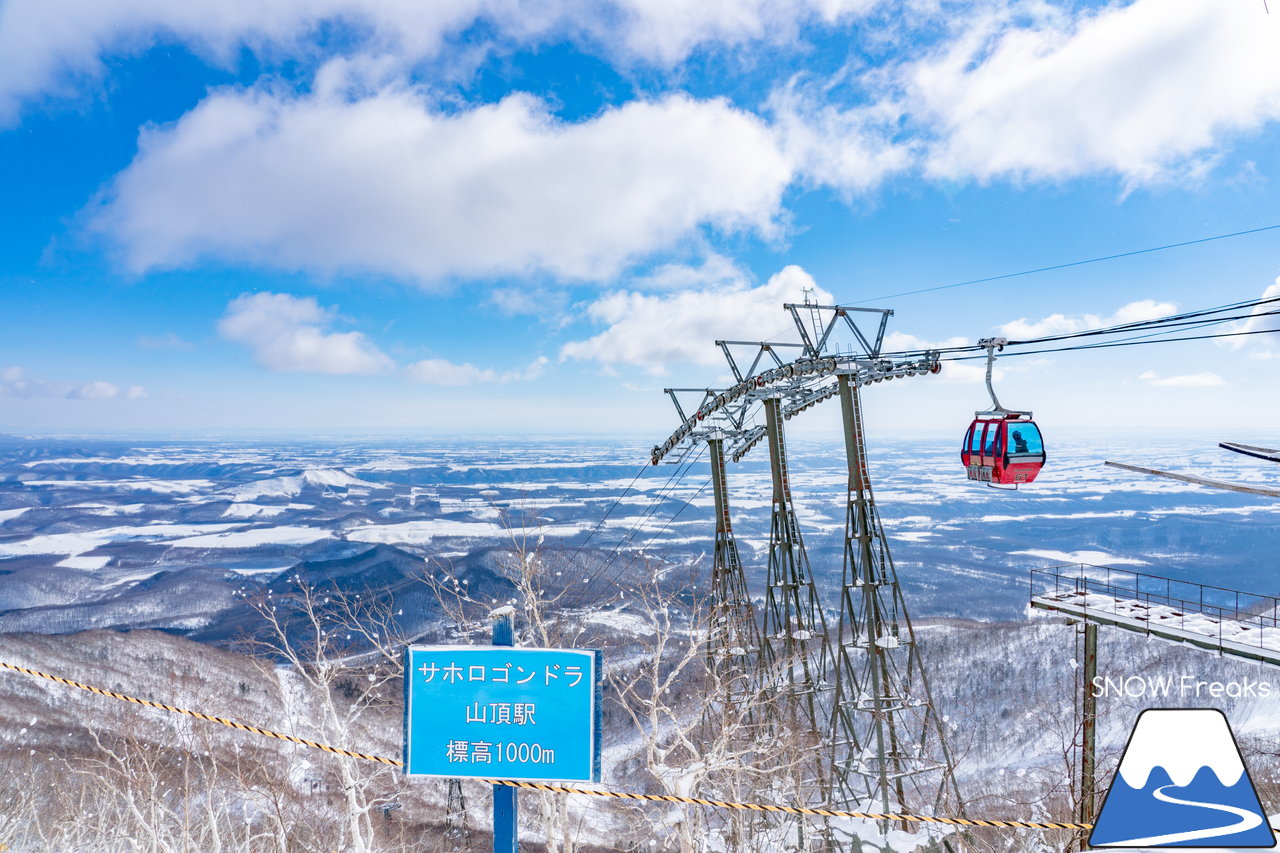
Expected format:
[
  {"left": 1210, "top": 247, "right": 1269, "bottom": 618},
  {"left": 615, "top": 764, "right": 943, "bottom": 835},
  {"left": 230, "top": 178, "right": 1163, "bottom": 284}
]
[{"left": 246, "top": 576, "right": 412, "bottom": 853}]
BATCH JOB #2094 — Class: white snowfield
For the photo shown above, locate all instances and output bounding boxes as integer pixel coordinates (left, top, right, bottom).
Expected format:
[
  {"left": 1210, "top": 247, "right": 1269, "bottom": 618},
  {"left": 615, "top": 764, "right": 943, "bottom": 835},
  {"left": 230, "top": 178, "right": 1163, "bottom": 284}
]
[
  {"left": 223, "top": 468, "right": 384, "bottom": 502},
  {"left": 0, "top": 521, "right": 338, "bottom": 560},
  {"left": 345, "top": 518, "right": 583, "bottom": 545},
  {"left": 56, "top": 555, "right": 112, "bottom": 570},
  {"left": 20, "top": 452, "right": 270, "bottom": 467},
  {"left": 1015, "top": 548, "right": 1149, "bottom": 566},
  {"left": 0, "top": 506, "right": 31, "bottom": 523},
  {"left": 66, "top": 502, "right": 147, "bottom": 515},
  {"left": 0, "top": 523, "right": 243, "bottom": 558},
  {"left": 168, "top": 526, "right": 334, "bottom": 548},
  {"left": 20, "top": 478, "right": 212, "bottom": 494},
  {"left": 220, "top": 502, "right": 286, "bottom": 519}
]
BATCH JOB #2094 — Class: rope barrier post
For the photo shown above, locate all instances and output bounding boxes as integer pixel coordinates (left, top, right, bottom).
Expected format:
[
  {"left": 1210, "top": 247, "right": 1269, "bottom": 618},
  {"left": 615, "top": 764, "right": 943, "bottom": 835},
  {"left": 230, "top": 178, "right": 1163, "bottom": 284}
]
[
  {"left": 1079, "top": 622, "right": 1098, "bottom": 850},
  {"left": 491, "top": 607, "right": 519, "bottom": 853}
]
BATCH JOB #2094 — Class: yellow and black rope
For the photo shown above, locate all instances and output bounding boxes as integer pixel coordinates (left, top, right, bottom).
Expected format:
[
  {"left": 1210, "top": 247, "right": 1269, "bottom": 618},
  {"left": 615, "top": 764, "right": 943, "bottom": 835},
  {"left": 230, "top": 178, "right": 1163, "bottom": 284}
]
[
  {"left": 0, "top": 658, "right": 1091, "bottom": 831},
  {"left": 0, "top": 659, "right": 398, "bottom": 766}
]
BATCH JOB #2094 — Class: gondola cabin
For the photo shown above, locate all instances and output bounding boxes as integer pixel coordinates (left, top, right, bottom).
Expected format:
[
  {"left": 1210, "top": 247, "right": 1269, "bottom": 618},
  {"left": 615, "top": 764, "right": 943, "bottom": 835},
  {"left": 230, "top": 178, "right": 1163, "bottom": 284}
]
[{"left": 962, "top": 416, "right": 1046, "bottom": 486}]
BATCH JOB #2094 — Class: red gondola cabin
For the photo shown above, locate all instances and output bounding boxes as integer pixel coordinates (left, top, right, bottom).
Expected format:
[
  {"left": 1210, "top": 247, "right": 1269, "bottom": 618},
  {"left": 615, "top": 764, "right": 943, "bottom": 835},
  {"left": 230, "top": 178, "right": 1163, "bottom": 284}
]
[{"left": 962, "top": 416, "right": 1046, "bottom": 486}]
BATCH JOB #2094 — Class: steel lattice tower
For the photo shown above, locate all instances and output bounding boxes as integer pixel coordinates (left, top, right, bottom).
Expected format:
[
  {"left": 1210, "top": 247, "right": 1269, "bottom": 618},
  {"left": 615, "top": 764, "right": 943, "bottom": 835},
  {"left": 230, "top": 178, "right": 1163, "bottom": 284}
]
[
  {"left": 652, "top": 300, "right": 959, "bottom": 849},
  {"left": 759, "top": 397, "right": 834, "bottom": 851},
  {"left": 705, "top": 436, "right": 761, "bottom": 701},
  {"left": 829, "top": 375, "right": 962, "bottom": 820},
  {"left": 702, "top": 435, "right": 766, "bottom": 851},
  {"left": 759, "top": 397, "right": 831, "bottom": 743}
]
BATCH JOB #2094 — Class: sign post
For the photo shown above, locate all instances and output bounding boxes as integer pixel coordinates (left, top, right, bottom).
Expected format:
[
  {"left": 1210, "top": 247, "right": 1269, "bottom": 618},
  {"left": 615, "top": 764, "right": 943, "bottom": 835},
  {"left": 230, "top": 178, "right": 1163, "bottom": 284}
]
[
  {"left": 492, "top": 608, "right": 517, "bottom": 853},
  {"left": 403, "top": 609, "right": 602, "bottom": 853}
]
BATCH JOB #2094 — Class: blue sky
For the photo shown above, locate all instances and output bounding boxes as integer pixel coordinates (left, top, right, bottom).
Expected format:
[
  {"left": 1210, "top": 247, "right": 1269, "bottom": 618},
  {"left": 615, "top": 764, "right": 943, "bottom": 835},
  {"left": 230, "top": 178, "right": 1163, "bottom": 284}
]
[{"left": 2, "top": 0, "right": 1280, "bottom": 438}]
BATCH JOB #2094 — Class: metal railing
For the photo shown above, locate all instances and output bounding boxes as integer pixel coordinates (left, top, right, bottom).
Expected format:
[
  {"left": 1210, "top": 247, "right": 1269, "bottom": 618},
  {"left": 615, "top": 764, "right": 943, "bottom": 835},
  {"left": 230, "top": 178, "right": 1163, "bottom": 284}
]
[{"left": 1030, "top": 564, "right": 1280, "bottom": 656}]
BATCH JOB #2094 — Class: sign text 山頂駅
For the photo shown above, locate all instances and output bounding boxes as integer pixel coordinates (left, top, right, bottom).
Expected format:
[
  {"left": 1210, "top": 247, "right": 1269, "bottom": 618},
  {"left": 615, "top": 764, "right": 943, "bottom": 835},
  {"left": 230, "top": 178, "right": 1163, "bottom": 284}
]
[{"left": 403, "top": 646, "right": 602, "bottom": 782}]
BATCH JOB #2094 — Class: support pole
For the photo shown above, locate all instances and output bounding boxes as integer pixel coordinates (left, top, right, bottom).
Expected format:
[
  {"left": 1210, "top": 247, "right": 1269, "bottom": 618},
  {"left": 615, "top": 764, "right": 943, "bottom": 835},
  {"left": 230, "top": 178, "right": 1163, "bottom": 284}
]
[
  {"left": 492, "top": 608, "right": 518, "bottom": 853},
  {"left": 830, "top": 375, "right": 963, "bottom": 837},
  {"left": 706, "top": 436, "right": 764, "bottom": 851},
  {"left": 760, "top": 397, "right": 833, "bottom": 849},
  {"left": 1080, "top": 622, "right": 1098, "bottom": 849},
  {"left": 445, "top": 778, "right": 469, "bottom": 851},
  {"left": 759, "top": 397, "right": 830, "bottom": 736},
  {"left": 706, "top": 436, "right": 759, "bottom": 699}
]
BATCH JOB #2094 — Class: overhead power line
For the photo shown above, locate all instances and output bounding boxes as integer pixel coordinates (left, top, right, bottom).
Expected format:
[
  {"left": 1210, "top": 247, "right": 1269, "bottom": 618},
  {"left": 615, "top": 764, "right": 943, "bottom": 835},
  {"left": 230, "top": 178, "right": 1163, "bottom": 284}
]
[{"left": 855, "top": 223, "right": 1280, "bottom": 304}]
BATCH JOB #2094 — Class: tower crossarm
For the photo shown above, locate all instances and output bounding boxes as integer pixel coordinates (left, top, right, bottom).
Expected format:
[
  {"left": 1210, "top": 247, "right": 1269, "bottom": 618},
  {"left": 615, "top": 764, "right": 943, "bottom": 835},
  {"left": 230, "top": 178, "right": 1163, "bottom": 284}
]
[
  {"left": 660, "top": 386, "right": 755, "bottom": 462},
  {"left": 783, "top": 303, "right": 893, "bottom": 359},
  {"left": 652, "top": 350, "right": 940, "bottom": 465},
  {"left": 714, "top": 340, "right": 808, "bottom": 384}
]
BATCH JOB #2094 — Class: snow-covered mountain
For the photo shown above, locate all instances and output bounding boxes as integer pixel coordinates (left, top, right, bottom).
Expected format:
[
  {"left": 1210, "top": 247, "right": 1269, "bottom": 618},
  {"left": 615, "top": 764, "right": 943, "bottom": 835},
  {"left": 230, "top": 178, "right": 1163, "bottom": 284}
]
[
  {"left": 3, "top": 433, "right": 1278, "bottom": 633},
  {"left": 3, "top": 431, "right": 1280, "bottom": 847}
]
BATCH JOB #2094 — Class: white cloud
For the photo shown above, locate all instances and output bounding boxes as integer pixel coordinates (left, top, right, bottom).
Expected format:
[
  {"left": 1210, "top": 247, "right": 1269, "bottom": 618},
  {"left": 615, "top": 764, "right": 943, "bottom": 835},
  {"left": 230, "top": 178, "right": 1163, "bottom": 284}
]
[
  {"left": 403, "top": 358, "right": 497, "bottom": 386},
  {"left": 67, "top": 381, "right": 121, "bottom": 399},
  {"left": 880, "top": 330, "right": 992, "bottom": 383},
  {"left": 136, "top": 332, "right": 193, "bottom": 350},
  {"left": 906, "top": 0, "right": 1280, "bottom": 185},
  {"left": 607, "top": 0, "right": 881, "bottom": 67},
  {"left": 487, "top": 287, "right": 569, "bottom": 318},
  {"left": 560, "top": 264, "right": 832, "bottom": 373},
  {"left": 626, "top": 254, "right": 750, "bottom": 291},
  {"left": 219, "top": 290, "right": 548, "bottom": 383},
  {"left": 218, "top": 292, "right": 394, "bottom": 375},
  {"left": 0, "top": 1, "right": 486, "bottom": 123},
  {"left": 7, "top": 0, "right": 1280, "bottom": 207},
  {"left": 404, "top": 355, "right": 548, "bottom": 385},
  {"left": 767, "top": 81, "right": 913, "bottom": 194},
  {"left": 999, "top": 299, "right": 1177, "bottom": 340},
  {"left": 0, "top": 0, "right": 884, "bottom": 123},
  {"left": 1138, "top": 370, "right": 1225, "bottom": 388},
  {"left": 3, "top": 367, "right": 147, "bottom": 400},
  {"left": 1, "top": 366, "right": 53, "bottom": 398},
  {"left": 518, "top": 356, "right": 550, "bottom": 381},
  {"left": 881, "top": 330, "right": 969, "bottom": 352},
  {"left": 1227, "top": 277, "right": 1280, "bottom": 357},
  {"left": 91, "top": 84, "right": 792, "bottom": 284}
]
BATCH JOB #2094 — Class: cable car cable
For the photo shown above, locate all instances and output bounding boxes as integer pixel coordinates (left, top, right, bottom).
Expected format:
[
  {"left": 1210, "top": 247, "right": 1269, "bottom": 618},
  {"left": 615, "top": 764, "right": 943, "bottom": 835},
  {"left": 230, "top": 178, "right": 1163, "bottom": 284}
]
[
  {"left": 873, "top": 298, "right": 1280, "bottom": 359},
  {"left": 570, "top": 471, "right": 702, "bottom": 608},
  {"left": 567, "top": 445, "right": 707, "bottom": 608},
  {"left": 940, "top": 325, "right": 1280, "bottom": 361},
  {"left": 1001, "top": 309, "right": 1278, "bottom": 354},
  {"left": 636, "top": 478, "right": 710, "bottom": 555},
  {"left": 1003, "top": 302, "right": 1280, "bottom": 348},
  {"left": 564, "top": 459, "right": 652, "bottom": 566},
  {"left": 589, "top": 476, "right": 714, "bottom": 601},
  {"left": 852, "top": 222, "right": 1280, "bottom": 304},
  {"left": 589, "top": 450, "right": 701, "bottom": 570}
]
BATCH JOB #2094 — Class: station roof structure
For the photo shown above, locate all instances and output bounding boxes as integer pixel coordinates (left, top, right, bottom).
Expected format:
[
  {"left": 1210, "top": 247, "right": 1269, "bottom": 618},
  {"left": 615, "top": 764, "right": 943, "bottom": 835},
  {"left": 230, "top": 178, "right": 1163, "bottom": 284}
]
[{"left": 1030, "top": 564, "right": 1280, "bottom": 667}]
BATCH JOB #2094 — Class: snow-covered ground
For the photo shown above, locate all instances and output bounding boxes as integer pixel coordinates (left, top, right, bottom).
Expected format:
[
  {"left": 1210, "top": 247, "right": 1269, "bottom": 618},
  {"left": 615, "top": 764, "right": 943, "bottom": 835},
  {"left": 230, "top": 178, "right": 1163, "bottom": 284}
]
[
  {"left": 1, "top": 433, "right": 1278, "bottom": 636},
  {"left": 1, "top": 432, "right": 1280, "bottom": 851}
]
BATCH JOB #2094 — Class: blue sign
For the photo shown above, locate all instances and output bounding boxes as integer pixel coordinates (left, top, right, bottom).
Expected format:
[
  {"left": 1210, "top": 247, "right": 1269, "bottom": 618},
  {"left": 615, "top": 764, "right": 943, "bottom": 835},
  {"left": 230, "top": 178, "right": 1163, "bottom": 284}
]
[{"left": 403, "top": 645, "right": 602, "bottom": 782}]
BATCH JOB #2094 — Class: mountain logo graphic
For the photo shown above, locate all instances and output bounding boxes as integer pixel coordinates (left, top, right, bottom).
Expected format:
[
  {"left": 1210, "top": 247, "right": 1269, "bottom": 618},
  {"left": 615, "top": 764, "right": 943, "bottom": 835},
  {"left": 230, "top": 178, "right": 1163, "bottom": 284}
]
[{"left": 1090, "top": 709, "right": 1277, "bottom": 848}]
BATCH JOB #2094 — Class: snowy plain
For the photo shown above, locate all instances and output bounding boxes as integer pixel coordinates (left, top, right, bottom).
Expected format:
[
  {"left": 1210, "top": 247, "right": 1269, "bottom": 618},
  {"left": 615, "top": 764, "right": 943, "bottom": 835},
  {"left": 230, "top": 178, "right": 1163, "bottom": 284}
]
[{"left": 2, "top": 430, "right": 1280, "bottom": 834}]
